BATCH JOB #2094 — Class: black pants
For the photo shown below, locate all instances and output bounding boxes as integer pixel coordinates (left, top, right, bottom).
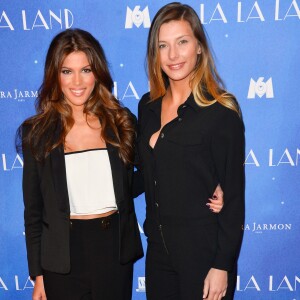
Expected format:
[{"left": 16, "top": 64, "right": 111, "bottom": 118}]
[
  {"left": 43, "top": 213, "right": 133, "bottom": 300},
  {"left": 145, "top": 220, "right": 237, "bottom": 300}
]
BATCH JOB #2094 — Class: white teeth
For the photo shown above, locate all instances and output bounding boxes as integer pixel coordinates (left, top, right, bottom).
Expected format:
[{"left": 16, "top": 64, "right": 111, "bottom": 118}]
[
  {"left": 169, "top": 63, "right": 184, "bottom": 70},
  {"left": 70, "top": 89, "right": 85, "bottom": 96}
]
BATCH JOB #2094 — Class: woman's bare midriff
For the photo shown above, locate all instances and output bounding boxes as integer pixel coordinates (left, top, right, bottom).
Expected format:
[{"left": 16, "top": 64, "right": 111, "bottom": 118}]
[{"left": 70, "top": 209, "right": 117, "bottom": 220}]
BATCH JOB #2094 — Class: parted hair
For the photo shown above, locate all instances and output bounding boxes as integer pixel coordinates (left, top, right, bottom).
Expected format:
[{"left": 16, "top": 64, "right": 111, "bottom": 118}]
[
  {"left": 147, "top": 2, "right": 241, "bottom": 116},
  {"left": 21, "top": 28, "right": 135, "bottom": 164}
]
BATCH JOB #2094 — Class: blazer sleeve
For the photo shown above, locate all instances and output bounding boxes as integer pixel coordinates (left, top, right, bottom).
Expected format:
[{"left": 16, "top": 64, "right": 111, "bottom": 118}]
[
  {"left": 132, "top": 93, "right": 152, "bottom": 198},
  {"left": 132, "top": 155, "right": 145, "bottom": 198},
  {"left": 22, "top": 125, "right": 43, "bottom": 277},
  {"left": 211, "top": 110, "right": 245, "bottom": 272},
  {"left": 123, "top": 107, "right": 144, "bottom": 198}
]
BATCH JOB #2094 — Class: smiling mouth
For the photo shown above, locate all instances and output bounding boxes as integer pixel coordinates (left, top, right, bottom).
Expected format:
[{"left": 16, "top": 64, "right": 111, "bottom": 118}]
[
  {"left": 70, "top": 89, "right": 85, "bottom": 96},
  {"left": 168, "top": 63, "right": 185, "bottom": 70}
]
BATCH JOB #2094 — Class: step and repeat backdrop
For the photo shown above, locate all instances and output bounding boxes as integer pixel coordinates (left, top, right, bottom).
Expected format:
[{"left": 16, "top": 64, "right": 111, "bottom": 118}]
[{"left": 0, "top": 0, "right": 299, "bottom": 299}]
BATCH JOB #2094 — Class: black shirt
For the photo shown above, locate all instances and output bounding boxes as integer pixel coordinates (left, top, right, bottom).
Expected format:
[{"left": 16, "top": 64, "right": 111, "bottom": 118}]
[{"left": 137, "top": 92, "right": 245, "bottom": 271}]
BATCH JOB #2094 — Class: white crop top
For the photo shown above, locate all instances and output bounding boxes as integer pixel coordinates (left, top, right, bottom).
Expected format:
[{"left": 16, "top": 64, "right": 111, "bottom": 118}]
[{"left": 65, "top": 149, "right": 117, "bottom": 216}]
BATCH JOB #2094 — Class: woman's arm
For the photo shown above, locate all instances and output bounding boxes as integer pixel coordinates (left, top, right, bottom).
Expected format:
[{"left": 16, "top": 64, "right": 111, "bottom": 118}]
[
  {"left": 131, "top": 96, "right": 150, "bottom": 199},
  {"left": 132, "top": 169, "right": 144, "bottom": 198},
  {"left": 211, "top": 110, "right": 245, "bottom": 271},
  {"left": 203, "top": 109, "right": 245, "bottom": 299},
  {"left": 22, "top": 125, "right": 44, "bottom": 277},
  {"left": 132, "top": 118, "right": 145, "bottom": 198}
]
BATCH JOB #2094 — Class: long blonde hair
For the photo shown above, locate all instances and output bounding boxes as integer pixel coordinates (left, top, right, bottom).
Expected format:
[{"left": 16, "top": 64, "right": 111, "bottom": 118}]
[{"left": 147, "top": 2, "right": 241, "bottom": 117}]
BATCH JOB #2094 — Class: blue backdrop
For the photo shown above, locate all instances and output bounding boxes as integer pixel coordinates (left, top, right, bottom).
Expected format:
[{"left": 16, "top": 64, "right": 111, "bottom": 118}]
[{"left": 0, "top": 1, "right": 299, "bottom": 299}]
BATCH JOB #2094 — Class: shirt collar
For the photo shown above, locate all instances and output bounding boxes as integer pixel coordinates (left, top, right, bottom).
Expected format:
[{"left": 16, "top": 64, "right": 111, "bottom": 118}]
[
  {"left": 148, "top": 96, "right": 162, "bottom": 118},
  {"left": 148, "top": 92, "right": 201, "bottom": 117},
  {"left": 179, "top": 93, "right": 199, "bottom": 112}
]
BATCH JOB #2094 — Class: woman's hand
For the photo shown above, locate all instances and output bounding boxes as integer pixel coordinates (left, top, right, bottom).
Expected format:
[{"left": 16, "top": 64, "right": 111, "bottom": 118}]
[
  {"left": 207, "top": 184, "right": 224, "bottom": 213},
  {"left": 32, "top": 275, "right": 47, "bottom": 300},
  {"left": 203, "top": 268, "right": 227, "bottom": 299}
]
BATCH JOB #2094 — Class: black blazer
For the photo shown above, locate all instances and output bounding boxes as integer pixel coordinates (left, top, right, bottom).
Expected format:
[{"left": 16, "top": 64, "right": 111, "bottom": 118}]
[{"left": 22, "top": 122, "right": 143, "bottom": 277}]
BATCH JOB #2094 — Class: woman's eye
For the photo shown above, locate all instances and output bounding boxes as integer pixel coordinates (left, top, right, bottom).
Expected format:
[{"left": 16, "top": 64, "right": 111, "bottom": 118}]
[
  {"left": 158, "top": 44, "right": 167, "bottom": 49},
  {"left": 179, "top": 39, "right": 188, "bottom": 45},
  {"left": 61, "top": 69, "right": 71, "bottom": 74},
  {"left": 82, "top": 68, "right": 92, "bottom": 73}
]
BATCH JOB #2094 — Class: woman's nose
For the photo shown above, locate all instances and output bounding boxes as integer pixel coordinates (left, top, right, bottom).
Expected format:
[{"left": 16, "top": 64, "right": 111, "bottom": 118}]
[{"left": 169, "top": 45, "right": 179, "bottom": 60}]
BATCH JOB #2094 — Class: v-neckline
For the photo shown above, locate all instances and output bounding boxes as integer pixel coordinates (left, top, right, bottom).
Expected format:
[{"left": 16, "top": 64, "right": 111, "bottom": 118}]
[{"left": 149, "top": 98, "right": 179, "bottom": 150}]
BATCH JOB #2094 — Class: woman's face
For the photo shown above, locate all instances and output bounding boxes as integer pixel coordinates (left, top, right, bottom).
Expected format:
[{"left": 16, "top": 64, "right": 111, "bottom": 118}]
[
  {"left": 158, "top": 19, "right": 201, "bottom": 85},
  {"left": 60, "top": 51, "right": 96, "bottom": 110}
]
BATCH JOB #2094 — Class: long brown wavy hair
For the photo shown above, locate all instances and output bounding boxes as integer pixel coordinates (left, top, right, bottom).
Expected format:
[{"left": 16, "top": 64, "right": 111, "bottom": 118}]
[
  {"left": 22, "top": 28, "right": 135, "bottom": 164},
  {"left": 147, "top": 2, "right": 241, "bottom": 117}
]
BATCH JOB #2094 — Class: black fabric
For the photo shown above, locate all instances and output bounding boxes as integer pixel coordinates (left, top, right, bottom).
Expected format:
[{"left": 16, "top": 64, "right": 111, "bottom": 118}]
[
  {"left": 137, "top": 92, "right": 245, "bottom": 298},
  {"left": 145, "top": 219, "right": 237, "bottom": 300},
  {"left": 22, "top": 117, "right": 143, "bottom": 277},
  {"left": 43, "top": 213, "right": 133, "bottom": 300}
]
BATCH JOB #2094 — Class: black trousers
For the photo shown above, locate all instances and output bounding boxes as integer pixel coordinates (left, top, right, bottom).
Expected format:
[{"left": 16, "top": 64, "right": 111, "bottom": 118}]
[
  {"left": 43, "top": 213, "right": 133, "bottom": 300},
  {"left": 145, "top": 220, "right": 237, "bottom": 300}
]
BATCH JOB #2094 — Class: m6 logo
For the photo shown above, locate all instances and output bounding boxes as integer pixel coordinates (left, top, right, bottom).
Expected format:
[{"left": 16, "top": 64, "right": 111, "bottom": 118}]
[
  {"left": 247, "top": 77, "right": 274, "bottom": 99},
  {"left": 125, "top": 6, "right": 150, "bottom": 29}
]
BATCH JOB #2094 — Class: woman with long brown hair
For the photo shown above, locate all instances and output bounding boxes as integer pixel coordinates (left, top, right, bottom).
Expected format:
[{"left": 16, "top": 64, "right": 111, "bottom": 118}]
[
  {"left": 20, "top": 28, "right": 143, "bottom": 300},
  {"left": 138, "top": 2, "right": 245, "bottom": 300}
]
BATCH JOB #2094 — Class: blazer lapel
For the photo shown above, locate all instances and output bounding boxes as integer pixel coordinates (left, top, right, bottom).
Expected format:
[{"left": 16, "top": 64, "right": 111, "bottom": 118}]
[
  {"left": 106, "top": 135, "right": 124, "bottom": 208},
  {"left": 50, "top": 122, "right": 70, "bottom": 214}
]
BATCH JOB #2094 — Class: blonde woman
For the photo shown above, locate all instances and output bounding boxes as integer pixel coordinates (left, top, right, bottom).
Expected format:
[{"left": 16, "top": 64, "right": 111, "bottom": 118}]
[{"left": 137, "top": 3, "right": 245, "bottom": 300}]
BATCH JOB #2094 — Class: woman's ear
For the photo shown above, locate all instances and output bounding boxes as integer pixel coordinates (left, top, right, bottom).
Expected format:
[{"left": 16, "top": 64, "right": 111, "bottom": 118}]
[{"left": 197, "top": 45, "right": 202, "bottom": 55}]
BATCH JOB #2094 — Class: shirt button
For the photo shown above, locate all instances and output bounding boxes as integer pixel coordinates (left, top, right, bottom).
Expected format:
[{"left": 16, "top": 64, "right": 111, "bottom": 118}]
[
  {"left": 155, "top": 202, "right": 159, "bottom": 207},
  {"left": 160, "top": 132, "right": 164, "bottom": 138},
  {"left": 154, "top": 180, "right": 157, "bottom": 186},
  {"left": 178, "top": 117, "right": 182, "bottom": 122},
  {"left": 182, "top": 105, "right": 187, "bottom": 108}
]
